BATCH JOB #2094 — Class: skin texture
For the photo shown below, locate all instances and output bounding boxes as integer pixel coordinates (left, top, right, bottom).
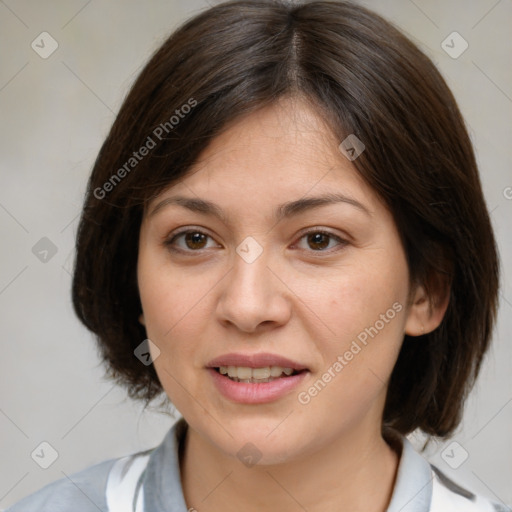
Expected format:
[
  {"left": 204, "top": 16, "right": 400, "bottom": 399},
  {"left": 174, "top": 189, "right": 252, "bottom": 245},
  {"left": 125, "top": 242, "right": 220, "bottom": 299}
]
[{"left": 137, "top": 96, "right": 448, "bottom": 512}]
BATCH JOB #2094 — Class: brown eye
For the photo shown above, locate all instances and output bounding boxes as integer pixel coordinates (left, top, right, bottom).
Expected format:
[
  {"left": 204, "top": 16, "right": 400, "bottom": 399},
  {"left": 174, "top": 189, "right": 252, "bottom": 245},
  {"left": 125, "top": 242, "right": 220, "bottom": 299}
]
[
  {"left": 164, "top": 228, "right": 347, "bottom": 256},
  {"left": 307, "top": 232, "right": 331, "bottom": 250},
  {"left": 296, "top": 230, "right": 347, "bottom": 253},
  {"left": 164, "top": 229, "right": 217, "bottom": 253},
  {"left": 183, "top": 232, "right": 208, "bottom": 250}
]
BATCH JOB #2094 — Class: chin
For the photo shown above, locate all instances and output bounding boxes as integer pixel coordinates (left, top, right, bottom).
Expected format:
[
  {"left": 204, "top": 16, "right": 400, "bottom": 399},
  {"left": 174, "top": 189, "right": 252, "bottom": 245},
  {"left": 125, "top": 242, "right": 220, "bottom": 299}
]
[{"left": 195, "top": 414, "right": 306, "bottom": 465}]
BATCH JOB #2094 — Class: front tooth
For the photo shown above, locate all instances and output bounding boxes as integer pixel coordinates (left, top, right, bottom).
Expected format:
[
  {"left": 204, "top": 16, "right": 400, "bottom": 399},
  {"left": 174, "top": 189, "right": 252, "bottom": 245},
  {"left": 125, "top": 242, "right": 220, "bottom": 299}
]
[
  {"left": 252, "top": 367, "right": 271, "bottom": 379},
  {"left": 236, "top": 367, "right": 252, "bottom": 379},
  {"left": 223, "top": 366, "right": 296, "bottom": 380},
  {"left": 270, "top": 366, "right": 284, "bottom": 377}
]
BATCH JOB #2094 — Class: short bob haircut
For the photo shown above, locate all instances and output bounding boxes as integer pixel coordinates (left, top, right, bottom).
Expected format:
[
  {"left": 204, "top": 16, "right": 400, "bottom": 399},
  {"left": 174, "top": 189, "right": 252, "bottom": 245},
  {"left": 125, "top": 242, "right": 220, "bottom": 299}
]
[{"left": 72, "top": 0, "right": 499, "bottom": 438}]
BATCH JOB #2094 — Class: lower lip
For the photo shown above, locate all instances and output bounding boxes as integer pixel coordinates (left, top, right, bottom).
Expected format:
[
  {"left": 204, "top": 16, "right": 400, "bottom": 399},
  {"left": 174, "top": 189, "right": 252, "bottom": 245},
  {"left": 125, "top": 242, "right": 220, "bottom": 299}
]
[{"left": 208, "top": 368, "right": 309, "bottom": 404}]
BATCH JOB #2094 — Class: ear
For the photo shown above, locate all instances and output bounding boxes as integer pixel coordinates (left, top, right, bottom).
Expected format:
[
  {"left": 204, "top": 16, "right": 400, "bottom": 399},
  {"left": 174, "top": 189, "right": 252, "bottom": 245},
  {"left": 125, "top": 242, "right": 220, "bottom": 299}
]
[
  {"left": 404, "top": 276, "right": 450, "bottom": 336},
  {"left": 138, "top": 313, "right": 145, "bottom": 326}
]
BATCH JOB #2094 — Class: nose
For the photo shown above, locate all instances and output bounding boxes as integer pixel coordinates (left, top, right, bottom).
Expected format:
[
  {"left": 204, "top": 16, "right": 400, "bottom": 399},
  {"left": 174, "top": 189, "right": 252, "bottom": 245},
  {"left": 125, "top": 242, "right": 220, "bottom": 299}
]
[{"left": 216, "top": 245, "right": 292, "bottom": 333}]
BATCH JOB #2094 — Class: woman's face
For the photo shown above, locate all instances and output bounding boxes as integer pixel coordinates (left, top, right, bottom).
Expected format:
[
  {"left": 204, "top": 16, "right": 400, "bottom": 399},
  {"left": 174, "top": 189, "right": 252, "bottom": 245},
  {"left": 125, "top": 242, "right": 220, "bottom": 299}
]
[{"left": 137, "top": 96, "right": 415, "bottom": 464}]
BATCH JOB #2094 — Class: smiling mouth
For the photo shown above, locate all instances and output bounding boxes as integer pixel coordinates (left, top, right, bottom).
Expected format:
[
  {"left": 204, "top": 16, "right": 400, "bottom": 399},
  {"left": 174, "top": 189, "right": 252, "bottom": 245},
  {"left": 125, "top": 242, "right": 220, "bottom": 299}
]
[{"left": 213, "top": 366, "right": 304, "bottom": 383}]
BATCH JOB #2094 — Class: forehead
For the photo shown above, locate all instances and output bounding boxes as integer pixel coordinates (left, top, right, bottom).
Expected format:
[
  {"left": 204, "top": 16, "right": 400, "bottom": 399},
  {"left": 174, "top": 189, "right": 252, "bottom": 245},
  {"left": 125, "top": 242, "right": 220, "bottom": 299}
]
[{"left": 147, "top": 97, "right": 380, "bottom": 214}]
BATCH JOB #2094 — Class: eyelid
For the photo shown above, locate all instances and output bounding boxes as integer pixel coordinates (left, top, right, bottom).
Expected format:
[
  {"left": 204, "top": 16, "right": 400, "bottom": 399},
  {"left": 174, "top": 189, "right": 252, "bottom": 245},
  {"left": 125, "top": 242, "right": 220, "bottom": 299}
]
[{"left": 295, "top": 225, "right": 351, "bottom": 243}]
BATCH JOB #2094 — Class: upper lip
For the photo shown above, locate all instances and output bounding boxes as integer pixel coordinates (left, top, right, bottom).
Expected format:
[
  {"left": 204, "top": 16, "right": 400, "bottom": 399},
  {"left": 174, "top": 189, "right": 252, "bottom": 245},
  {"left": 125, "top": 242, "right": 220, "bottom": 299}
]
[{"left": 206, "top": 352, "right": 308, "bottom": 371}]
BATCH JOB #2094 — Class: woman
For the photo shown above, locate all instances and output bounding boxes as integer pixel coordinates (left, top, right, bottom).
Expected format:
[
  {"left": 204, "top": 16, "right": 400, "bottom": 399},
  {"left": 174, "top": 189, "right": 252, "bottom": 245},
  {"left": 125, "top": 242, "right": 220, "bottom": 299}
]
[{"left": 7, "top": 0, "right": 508, "bottom": 511}]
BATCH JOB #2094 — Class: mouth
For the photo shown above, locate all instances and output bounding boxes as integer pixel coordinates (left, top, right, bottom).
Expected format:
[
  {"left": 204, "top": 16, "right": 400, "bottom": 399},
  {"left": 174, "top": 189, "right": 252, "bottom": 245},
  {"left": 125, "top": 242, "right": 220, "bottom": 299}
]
[
  {"left": 206, "top": 353, "right": 309, "bottom": 402},
  {"left": 212, "top": 365, "right": 305, "bottom": 383}
]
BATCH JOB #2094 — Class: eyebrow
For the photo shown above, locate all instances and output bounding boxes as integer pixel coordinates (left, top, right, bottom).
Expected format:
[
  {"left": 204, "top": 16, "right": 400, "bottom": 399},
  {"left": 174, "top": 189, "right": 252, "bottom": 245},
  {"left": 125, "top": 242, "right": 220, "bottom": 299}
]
[{"left": 148, "top": 192, "right": 372, "bottom": 222}]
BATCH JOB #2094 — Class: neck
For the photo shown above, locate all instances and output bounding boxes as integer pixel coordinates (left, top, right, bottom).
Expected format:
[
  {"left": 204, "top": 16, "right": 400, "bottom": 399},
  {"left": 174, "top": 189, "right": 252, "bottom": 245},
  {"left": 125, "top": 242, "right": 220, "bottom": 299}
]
[{"left": 179, "top": 421, "right": 400, "bottom": 512}]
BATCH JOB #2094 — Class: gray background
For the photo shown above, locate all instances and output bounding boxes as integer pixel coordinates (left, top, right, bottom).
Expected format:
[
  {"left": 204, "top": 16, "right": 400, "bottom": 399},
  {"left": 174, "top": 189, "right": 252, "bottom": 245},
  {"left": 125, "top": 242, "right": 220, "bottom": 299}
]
[{"left": 0, "top": 0, "right": 511, "bottom": 509}]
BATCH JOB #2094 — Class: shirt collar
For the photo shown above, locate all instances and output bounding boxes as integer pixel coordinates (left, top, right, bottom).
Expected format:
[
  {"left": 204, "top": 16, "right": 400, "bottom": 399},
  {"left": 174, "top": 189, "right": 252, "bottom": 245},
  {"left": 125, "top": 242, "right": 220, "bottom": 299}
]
[
  {"left": 143, "top": 418, "right": 189, "bottom": 512},
  {"left": 143, "top": 418, "right": 433, "bottom": 512},
  {"left": 385, "top": 433, "right": 433, "bottom": 512}
]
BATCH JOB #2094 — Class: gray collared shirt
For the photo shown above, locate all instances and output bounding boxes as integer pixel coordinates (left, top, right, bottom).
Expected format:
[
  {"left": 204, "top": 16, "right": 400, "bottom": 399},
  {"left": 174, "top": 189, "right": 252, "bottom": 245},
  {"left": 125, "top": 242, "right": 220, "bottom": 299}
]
[{"left": 5, "top": 418, "right": 510, "bottom": 512}]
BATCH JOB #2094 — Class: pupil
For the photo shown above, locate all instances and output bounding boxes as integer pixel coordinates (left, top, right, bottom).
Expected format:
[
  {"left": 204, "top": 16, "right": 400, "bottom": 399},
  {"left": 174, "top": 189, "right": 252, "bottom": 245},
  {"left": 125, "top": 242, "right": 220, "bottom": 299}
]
[{"left": 186, "top": 232, "right": 206, "bottom": 249}]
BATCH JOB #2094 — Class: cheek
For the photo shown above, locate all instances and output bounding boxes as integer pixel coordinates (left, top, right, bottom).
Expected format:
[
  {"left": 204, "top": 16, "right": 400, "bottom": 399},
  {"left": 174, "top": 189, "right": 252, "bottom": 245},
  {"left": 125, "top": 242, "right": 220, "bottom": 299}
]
[
  {"left": 305, "top": 251, "right": 409, "bottom": 384},
  {"left": 312, "top": 259, "right": 408, "bottom": 341},
  {"left": 138, "top": 248, "right": 212, "bottom": 336},
  {"left": 138, "top": 262, "right": 213, "bottom": 411},
  {"left": 295, "top": 272, "right": 407, "bottom": 429},
  {"left": 137, "top": 253, "right": 220, "bottom": 383}
]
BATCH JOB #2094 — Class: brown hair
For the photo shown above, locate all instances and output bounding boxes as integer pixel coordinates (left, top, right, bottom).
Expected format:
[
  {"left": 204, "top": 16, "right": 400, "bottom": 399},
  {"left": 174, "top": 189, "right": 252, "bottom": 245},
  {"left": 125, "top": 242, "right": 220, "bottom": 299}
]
[{"left": 71, "top": 0, "right": 500, "bottom": 437}]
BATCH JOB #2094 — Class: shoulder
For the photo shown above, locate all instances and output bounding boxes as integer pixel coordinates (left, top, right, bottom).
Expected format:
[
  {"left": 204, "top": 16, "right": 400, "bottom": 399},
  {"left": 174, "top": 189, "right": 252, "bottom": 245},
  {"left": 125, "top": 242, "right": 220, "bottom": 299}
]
[
  {"left": 386, "top": 433, "right": 511, "bottom": 512},
  {"left": 5, "top": 457, "right": 118, "bottom": 512},
  {"left": 5, "top": 421, "right": 183, "bottom": 512},
  {"left": 430, "top": 464, "right": 511, "bottom": 512}
]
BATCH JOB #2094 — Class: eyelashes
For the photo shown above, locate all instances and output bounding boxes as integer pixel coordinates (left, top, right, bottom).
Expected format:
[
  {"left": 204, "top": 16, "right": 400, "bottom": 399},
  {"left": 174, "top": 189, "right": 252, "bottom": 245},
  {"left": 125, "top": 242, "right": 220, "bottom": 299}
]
[{"left": 163, "top": 228, "right": 349, "bottom": 256}]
